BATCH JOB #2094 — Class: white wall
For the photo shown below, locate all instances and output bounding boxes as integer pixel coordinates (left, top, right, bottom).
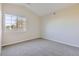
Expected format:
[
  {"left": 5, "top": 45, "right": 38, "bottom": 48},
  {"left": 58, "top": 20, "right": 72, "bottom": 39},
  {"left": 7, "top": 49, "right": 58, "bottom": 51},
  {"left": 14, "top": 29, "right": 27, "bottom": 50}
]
[
  {"left": 3, "top": 3, "right": 79, "bottom": 48},
  {"left": 41, "top": 5, "right": 79, "bottom": 47},
  {"left": 2, "top": 4, "right": 41, "bottom": 46}
]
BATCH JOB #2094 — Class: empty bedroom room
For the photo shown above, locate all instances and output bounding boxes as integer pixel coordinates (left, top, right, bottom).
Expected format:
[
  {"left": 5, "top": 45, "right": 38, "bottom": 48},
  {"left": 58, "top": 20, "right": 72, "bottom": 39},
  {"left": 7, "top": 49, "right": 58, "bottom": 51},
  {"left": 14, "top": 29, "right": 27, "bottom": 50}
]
[{"left": 1, "top": 3, "right": 79, "bottom": 56}]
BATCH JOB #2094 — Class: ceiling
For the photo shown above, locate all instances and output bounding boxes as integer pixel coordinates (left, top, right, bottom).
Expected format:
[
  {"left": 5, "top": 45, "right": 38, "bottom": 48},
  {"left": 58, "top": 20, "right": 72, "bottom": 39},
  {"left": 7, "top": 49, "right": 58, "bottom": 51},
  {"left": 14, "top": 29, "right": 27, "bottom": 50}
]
[{"left": 23, "top": 3, "right": 76, "bottom": 16}]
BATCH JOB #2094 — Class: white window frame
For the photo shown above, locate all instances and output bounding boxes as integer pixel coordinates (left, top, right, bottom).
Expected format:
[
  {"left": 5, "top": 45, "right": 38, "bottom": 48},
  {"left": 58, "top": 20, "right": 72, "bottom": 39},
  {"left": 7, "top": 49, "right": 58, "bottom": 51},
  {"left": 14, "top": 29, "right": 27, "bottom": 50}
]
[{"left": 4, "top": 13, "right": 27, "bottom": 32}]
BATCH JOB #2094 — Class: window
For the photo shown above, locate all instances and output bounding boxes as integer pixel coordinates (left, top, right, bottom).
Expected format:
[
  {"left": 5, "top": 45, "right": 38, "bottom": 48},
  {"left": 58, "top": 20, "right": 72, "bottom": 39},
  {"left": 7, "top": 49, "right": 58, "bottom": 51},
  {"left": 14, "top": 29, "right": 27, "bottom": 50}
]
[{"left": 4, "top": 14, "right": 26, "bottom": 32}]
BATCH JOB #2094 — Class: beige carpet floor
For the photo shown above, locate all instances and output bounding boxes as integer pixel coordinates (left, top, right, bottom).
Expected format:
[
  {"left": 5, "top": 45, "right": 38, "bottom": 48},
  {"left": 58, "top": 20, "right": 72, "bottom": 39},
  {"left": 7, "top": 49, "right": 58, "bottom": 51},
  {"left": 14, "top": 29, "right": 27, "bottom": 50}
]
[{"left": 2, "top": 39, "right": 79, "bottom": 56}]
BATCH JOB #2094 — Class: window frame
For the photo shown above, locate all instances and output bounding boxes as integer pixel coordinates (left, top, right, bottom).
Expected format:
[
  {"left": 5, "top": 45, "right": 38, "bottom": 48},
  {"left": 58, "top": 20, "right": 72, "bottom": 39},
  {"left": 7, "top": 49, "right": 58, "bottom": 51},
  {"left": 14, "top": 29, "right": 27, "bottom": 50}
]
[{"left": 4, "top": 13, "right": 27, "bottom": 32}]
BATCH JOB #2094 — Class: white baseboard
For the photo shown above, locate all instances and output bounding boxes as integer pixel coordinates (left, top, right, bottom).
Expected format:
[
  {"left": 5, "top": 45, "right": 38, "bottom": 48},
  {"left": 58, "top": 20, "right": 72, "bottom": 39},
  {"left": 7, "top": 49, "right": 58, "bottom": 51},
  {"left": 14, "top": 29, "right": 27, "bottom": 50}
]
[
  {"left": 43, "top": 37, "right": 79, "bottom": 48},
  {"left": 2, "top": 37, "right": 41, "bottom": 47},
  {"left": 2, "top": 37, "right": 79, "bottom": 48}
]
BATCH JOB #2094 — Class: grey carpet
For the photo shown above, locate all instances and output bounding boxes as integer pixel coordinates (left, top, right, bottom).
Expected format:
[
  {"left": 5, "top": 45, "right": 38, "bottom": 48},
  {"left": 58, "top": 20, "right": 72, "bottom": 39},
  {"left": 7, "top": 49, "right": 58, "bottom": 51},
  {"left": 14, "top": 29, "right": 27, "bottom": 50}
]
[{"left": 2, "top": 39, "right": 79, "bottom": 56}]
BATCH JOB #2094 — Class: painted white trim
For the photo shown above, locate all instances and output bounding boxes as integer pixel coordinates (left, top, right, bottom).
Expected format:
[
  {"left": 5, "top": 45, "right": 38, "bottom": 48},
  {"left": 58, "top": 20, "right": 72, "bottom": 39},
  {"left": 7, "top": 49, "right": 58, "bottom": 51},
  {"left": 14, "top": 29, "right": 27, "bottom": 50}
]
[
  {"left": 43, "top": 37, "right": 79, "bottom": 48},
  {"left": 2, "top": 37, "right": 41, "bottom": 46}
]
